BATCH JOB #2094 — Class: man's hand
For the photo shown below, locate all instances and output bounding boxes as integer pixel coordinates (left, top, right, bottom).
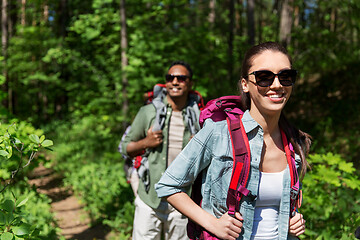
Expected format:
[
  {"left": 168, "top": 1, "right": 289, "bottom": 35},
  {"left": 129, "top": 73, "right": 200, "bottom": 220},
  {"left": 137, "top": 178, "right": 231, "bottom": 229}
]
[
  {"left": 211, "top": 212, "right": 243, "bottom": 240},
  {"left": 144, "top": 126, "right": 163, "bottom": 148},
  {"left": 289, "top": 212, "right": 306, "bottom": 236},
  {"left": 126, "top": 126, "right": 163, "bottom": 158}
]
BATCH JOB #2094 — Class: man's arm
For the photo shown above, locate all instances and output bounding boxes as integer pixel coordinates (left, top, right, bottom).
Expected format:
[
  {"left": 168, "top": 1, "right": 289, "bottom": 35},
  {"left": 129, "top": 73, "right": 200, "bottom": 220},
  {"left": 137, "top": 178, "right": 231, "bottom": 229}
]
[{"left": 126, "top": 127, "right": 163, "bottom": 158}]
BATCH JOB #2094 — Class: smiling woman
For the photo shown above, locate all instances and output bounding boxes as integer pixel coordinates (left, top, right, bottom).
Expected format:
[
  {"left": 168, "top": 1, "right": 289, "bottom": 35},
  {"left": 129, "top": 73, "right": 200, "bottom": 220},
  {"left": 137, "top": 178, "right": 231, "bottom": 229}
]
[
  {"left": 156, "top": 42, "right": 312, "bottom": 240},
  {"left": 241, "top": 50, "right": 294, "bottom": 122}
]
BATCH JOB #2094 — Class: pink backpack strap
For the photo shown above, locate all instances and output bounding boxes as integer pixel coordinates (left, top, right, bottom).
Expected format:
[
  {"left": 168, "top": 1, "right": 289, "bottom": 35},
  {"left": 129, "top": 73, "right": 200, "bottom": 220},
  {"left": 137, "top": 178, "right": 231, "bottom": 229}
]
[
  {"left": 281, "top": 130, "right": 301, "bottom": 216},
  {"left": 225, "top": 112, "right": 255, "bottom": 217},
  {"left": 199, "top": 96, "right": 242, "bottom": 127}
]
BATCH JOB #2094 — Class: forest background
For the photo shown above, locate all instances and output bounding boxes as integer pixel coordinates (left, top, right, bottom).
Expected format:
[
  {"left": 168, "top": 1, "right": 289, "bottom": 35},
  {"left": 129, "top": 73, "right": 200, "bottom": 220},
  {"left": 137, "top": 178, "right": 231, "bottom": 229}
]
[{"left": 0, "top": 0, "right": 359, "bottom": 239}]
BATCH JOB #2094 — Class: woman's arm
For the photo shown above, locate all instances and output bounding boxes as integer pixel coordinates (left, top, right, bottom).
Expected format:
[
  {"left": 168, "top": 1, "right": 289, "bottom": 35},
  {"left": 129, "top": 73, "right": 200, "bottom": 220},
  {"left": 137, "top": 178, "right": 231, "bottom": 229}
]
[{"left": 167, "top": 192, "right": 244, "bottom": 240}]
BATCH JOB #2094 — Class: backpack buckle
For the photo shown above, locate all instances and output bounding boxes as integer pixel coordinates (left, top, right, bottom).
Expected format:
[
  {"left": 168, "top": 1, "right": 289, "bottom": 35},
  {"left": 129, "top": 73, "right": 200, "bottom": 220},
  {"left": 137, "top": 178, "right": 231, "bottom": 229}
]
[
  {"left": 290, "top": 186, "right": 299, "bottom": 200},
  {"left": 248, "top": 192, "right": 257, "bottom": 202},
  {"left": 215, "top": 100, "right": 222, "bottom": 108}
]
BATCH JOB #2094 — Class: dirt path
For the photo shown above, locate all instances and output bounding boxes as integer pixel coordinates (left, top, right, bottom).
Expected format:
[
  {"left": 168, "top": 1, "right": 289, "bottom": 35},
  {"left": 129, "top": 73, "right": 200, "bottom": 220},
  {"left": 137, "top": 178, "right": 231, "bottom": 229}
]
[{"left": 28, "top": 165, "right": 111, "bottom": 240}]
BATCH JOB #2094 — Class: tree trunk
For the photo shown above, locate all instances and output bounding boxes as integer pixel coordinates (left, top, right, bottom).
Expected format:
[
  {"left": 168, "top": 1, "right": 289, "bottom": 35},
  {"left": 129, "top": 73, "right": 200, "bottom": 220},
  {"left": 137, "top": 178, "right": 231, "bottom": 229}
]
[
  {"left": 21, "top": 0, "right": 26, "bottom": 26},
  {"left": 257, "top": 0, "right": 262, "bottom": 43},
  {"left": 293, "top": 5, "right": 299, "bottom": 28},
  {"left": 208, "top": 0, "right": 215, "bottom": 28},
  {"left": 246, "top": 0, "right": 255, "bottom": 45},
  {"left": 55, "top": 0, "right": 68, "bottom": 119},
  {"left": 330, "top": 8, "right": 336, "bottom": 33},
  {"left": 279, "top": 0, "right": 293, "bottom": 47},
  {"left": 235, "top": 0, "right": 243, "bottom": 36},
  {"left": 2, "top": 0, "right": 9, "bottom": 110},
  {"left": 43, "top": 1, "right": 49, "bottom": 23},
  {"left": 228, "top": 0, "right": 235, "bottom": 82},
  {"left": 58, "top": 0, "right": 67, "bottom": 37},
  {"left": 120, "top": 0, "right": 129, "bottom": 128}
]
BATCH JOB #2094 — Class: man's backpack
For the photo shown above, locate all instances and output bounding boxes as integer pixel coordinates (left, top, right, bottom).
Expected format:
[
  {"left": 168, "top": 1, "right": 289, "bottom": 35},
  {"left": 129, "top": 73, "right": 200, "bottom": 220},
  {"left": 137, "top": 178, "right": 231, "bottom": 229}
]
[
  {"left": 187, "top": 95, "right": 301, "bottom": 240},
  {"left": 119, "top": 84, "right": 204, "bottom": 192}
]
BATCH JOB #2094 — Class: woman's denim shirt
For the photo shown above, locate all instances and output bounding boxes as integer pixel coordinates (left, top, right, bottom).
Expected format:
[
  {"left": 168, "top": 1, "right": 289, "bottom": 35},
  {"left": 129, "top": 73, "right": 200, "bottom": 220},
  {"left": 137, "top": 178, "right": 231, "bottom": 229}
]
[{"left": 155, "top": 110, "right": 302, "bottom": 240}]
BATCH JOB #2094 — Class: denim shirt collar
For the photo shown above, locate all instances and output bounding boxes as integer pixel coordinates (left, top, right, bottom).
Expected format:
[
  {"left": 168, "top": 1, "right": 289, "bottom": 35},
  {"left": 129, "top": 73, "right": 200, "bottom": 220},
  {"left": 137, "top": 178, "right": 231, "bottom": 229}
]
[{"left": 242, "top": 110, "right": 261, "bottom": 134}]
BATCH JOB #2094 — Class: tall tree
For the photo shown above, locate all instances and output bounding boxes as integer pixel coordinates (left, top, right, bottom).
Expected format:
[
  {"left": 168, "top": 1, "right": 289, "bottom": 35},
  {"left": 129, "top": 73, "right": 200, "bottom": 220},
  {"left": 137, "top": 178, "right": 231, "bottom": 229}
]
[
  {"left": 279, "top": 0, "right": 293, "bottom": 47},
  {"left": 208, "top": 0, "right": 215, "bottom": 27},
  {"left": 120, "top": 0, "right": 128, "bottom": 128},
  {"left": 246, "top": 0, "right": 255, "bottom": 45},
  {"left": 1, "top": 0, "right": 9, "bottom": 111},
  {"left": 228, "top": 0, "right": 235, "bottom": 82},
  {"left": 21, "top": 0, "right": 26, "bottom": 26}
]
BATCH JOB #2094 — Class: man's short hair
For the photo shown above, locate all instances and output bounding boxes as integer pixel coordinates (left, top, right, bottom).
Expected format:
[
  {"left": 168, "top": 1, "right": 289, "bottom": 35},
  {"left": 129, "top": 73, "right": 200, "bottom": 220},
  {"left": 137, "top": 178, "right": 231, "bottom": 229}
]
[{"left": 168, "top": 60, "right": 193, "bottom": 80}]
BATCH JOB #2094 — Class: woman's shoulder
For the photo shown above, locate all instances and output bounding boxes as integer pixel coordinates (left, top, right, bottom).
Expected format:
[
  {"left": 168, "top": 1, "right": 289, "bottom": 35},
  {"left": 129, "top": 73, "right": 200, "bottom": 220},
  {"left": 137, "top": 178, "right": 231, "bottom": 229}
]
[
  {"left": 194, "top": 118, "right": 231, "bottom": 146},
  {"left": 201, "top": 118, "right": 229, "bottom": 134}
]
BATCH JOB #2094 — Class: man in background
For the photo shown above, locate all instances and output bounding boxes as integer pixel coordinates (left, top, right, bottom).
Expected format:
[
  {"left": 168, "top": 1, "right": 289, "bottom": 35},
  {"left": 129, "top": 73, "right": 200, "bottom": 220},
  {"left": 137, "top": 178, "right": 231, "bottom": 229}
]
[{"left": 121, "top": 61, "right": 201, "bottom": 240}]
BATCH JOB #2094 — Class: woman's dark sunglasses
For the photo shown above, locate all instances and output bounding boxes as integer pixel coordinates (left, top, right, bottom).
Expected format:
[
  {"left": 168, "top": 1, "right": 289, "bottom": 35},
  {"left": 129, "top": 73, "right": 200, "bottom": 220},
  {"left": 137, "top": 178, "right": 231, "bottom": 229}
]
[
  {"left": 165, "top": 74, "right": 189, "bottom": 83},
  {"left": 248, "top": 69, "right": 297, "bottom": 87}
]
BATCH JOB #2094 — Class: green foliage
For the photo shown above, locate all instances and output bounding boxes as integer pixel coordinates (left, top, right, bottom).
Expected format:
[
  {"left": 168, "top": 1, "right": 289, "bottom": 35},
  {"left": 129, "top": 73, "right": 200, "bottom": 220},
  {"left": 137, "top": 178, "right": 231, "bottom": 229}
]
[
  {"left": 1, "top": 0, "right": 359, "bottom": 238},
  {"left": 50, "top": 115, "right": 120, "bottom": 171},
  {"left": 63, "top": 156, "right": 134, "bottom": 236},
  {"left": 300, "top": 153, "right": 360, "bottom": 239},
  {"left": 0, "top": 121, "right": 52, "bottom": 187},
  {"left": 0, "top": 185, "right": 61, "bottom": 240},
  {"left": 0, "top": 120, "right": 58, "bottom": 239},
  {"left": 49, "top": 114, "right": 134, "bottom": 236}
]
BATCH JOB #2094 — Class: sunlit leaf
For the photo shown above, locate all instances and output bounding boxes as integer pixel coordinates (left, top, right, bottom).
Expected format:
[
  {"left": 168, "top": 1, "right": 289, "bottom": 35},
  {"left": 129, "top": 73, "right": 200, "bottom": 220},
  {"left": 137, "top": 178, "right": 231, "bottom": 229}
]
[
  {"left": 0, "top": 232, "right": 13, "bottom": 240},
  {"left": 29, "top": 134, "right": 40, "bottom": 144},
  {"left": 41, "top": 140, "right": 53, "bottom": 147},
  {"left": 12, "top": 223, "right": 31, "bottom": 236}
]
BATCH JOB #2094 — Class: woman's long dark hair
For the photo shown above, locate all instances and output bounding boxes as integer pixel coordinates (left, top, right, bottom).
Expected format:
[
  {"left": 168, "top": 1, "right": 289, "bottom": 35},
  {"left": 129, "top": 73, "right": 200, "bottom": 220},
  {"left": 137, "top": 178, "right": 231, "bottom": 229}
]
[{"left": 239, "top": 42, "right": 311, "bottom": 178}]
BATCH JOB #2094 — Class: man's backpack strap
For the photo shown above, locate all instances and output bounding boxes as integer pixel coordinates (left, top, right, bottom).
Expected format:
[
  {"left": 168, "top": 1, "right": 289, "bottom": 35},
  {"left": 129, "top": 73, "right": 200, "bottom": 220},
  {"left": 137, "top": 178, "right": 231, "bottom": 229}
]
[{"left": 152, "top": 87, "right": 167, "bottom": 132}]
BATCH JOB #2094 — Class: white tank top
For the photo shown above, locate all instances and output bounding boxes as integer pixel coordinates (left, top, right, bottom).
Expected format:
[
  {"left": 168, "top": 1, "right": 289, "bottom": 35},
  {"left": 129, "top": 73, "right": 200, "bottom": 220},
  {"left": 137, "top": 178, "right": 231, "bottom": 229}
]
[{"left": 250, "top": 169, "right": 285, "bottom": 240}]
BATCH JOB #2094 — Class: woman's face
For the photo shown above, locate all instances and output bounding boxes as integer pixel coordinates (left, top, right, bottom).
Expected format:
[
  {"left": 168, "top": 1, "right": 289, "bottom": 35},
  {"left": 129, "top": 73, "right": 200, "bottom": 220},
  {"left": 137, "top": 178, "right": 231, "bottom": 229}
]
[{"left": 241, "top": 50, "right": 293, "bottom": 118}]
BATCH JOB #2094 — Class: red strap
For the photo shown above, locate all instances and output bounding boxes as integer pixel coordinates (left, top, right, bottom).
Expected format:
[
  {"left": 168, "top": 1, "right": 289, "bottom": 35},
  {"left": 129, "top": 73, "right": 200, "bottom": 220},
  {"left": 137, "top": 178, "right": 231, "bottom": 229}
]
[
  {"left": 229, "top": 162, "right": 243, "bottom": 190},
  {"left": 281, "top": 130, "right": 300, "bottom": 214},
  {"left": 226, "top": 114, "right": 252, "bottom": 216}
]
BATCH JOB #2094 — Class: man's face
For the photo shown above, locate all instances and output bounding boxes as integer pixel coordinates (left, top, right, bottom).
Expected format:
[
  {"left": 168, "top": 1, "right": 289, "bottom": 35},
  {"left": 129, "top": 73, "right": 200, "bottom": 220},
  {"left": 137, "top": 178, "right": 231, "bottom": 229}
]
[{"left": 165, "top": 65, "right": 192, "bottom": 99}]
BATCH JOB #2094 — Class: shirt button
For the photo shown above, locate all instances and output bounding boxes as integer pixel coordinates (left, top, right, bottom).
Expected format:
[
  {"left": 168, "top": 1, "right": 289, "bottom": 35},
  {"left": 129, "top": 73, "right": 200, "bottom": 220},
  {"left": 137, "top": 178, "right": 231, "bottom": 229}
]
[
  {"left": 163, "top": 141, "right": 166, "bottom": 144},
  {"left": 163, "top": 157, "right": 165, "bottom": 160}
]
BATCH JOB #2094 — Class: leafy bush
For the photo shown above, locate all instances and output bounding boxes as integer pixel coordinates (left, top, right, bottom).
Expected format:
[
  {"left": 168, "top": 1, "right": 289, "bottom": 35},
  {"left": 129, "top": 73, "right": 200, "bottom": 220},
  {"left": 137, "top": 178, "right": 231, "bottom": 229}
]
[
  {"left": 49, "top": 115, "right": 122, "bottom": 171},
  {"left": 49, "top": 114, "right": 134, "bottom": 236},
  {"left": 300, "top": 153, "right": 360, "bottom": 239},
  {"left": 63, "top": 154, "right": 134, "bottom": 236},
  {"left": 0, "top": 120, "right": 59, "bottom": 240},
  {"left": 0, "top": 184, "right": 62, "bottom": 240},
  {"left": 0, "top": 121, "right": 47, "bottom": 183}
]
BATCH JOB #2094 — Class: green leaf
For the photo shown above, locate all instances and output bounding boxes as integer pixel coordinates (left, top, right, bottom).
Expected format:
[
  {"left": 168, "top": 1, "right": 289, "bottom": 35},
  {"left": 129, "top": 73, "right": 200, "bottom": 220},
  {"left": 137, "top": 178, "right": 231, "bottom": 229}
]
[
  {"left": 39, "top": 135, "right": 45, "bottom": 143},
  {"left": 5, "top": 211, "right": 14, "bottom": 225},
  {"left": 12, "top": 223, "right": 31, "bottom": 236},
  {"left": 40, "top": 140, "right": 53, "bottom": 147},
  {"left": 0, "top": 232, "right": 13, "bottom": 240},
  {"left": 0, "top": 211, "right": 6, "bottom": 225},
  {"left": 2, "top": 200, "right": 14, "bottom": 212},
  {"left": 29, "top": 134, "right": 40, "bottom": 144},
  {"left": 15, "top": 196, "right": 29, "bottom": 208},
  {"left": 0, "top": 150, "right": 9, "bottom": 158}
]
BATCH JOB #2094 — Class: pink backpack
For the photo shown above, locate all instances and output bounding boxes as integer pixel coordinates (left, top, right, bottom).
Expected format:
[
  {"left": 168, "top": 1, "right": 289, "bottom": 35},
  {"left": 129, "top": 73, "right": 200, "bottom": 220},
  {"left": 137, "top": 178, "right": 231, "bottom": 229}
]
[{"left": 187, "top": 95, "right": 300, "bottom": 240}]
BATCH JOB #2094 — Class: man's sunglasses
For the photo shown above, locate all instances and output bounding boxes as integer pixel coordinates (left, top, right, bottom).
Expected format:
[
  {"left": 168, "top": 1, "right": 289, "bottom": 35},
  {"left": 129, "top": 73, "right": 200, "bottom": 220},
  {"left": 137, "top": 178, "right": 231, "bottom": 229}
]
[
  {"left": 248, "top": 69, "right": 297, "bottom": 87},
  {"left": 165, "top": 74, "right": 190, "bottom": 83}
]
